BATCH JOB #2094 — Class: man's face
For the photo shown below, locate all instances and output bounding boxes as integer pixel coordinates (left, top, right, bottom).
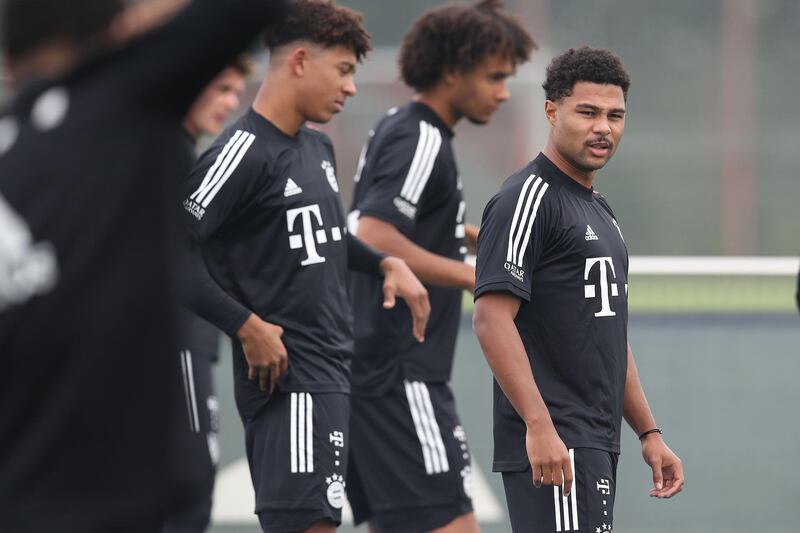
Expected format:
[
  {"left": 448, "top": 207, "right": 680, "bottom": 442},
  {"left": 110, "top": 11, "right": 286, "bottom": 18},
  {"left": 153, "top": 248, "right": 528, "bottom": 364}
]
[
  {"left": 185, "top": 67, "right": 247, "bottom": 137},
  {"left": 547, "top": 81, "right": 626, "bottom": 172},
  {"left": 451, "top": 54, "right": 515, "bottom": 125},
  {"left": 298, "top": 44, "right": 357, "bottom": 124}
]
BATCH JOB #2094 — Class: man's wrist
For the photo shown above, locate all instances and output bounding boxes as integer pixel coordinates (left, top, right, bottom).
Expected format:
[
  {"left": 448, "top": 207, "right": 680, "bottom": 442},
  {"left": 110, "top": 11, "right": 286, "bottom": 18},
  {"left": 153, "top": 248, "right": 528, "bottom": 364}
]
[
  {"left": 378, "top": 255, "right": 396, "bottom": 274},
  {"left": 638, "top": 427, "right": 663, "bottom": 441}
]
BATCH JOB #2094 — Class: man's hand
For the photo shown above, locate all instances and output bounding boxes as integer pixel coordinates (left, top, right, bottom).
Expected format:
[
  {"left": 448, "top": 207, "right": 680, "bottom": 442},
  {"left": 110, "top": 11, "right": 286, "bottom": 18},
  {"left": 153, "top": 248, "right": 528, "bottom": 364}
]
[
  {"left": 465, "top": 223, "right": 480, "bottom": 255},
  {"left": 526, "top": 422, "right": 574, "bottom": 496},
  {"left": 641, "top": 434, "right": 684, "bottom": 498},
  {"left": 237, "top": 313, "right": 288, "bottom": 393},
  {"left": 380, "top": 256, "right": 430, "bottom": 343}
]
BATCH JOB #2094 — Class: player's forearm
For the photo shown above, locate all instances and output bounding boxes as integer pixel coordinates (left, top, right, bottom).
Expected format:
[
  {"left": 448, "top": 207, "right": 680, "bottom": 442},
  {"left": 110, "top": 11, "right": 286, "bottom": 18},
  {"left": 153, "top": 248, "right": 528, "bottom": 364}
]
[
  {"left": 180, "top": 240, "right": 252, "bottom": 337},
  {"left": 358, "top": 216, "right": 474, "bottom": 291},
  {"left": 124, "top": 0, "right": 287, "bottom": 114},
  {"left": 346, "top": 233, "right": 386, "bottom": 277},
  {"left": 473, "top": 298, "right": 553, "bottom": 429},
  {"left": 622, "top": 343, "right": 658, "bottom": 435}
]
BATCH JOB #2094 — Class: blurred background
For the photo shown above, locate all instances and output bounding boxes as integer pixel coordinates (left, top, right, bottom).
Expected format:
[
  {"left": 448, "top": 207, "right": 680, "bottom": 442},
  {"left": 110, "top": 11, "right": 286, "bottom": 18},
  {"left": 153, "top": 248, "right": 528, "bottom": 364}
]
[{"left": 2, "top": 0, "right": 798, "bottom": 532}]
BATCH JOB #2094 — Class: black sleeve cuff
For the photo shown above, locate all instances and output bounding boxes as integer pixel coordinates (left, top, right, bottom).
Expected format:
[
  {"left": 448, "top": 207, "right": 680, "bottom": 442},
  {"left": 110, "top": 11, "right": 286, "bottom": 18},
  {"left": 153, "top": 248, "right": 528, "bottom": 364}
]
[
  {"left": 474, "top": 279, "right": 531, "bottom": 303},
  {"left": 346, "top": 233, "right": 387, "bottom": 277}
]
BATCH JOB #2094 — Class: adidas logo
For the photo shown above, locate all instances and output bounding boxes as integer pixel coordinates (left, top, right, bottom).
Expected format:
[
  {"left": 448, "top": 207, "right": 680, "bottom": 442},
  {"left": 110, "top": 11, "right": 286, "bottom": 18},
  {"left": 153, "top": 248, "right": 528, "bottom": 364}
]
[
  {"left": 585, "top": 225, "right": 599, "bottom": 241},
  {"left": 284, "top": 178, "right": 303, "bottom": 197}
]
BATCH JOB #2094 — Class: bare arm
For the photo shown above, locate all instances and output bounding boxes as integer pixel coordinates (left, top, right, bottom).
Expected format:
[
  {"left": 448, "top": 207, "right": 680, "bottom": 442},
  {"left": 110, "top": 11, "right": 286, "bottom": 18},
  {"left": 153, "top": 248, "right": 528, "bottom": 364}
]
[
  {"left": 473, "top": 292, "right": 573, "bottom": 495},
  {"left": 623, "top": 343, "right": 685, "bottom": 498},
  {"left": 357, "top": 215, "right": 475, "bottom": 292},
  {"left": 465, "top": 223, "right": 480, "bottom": 255}
]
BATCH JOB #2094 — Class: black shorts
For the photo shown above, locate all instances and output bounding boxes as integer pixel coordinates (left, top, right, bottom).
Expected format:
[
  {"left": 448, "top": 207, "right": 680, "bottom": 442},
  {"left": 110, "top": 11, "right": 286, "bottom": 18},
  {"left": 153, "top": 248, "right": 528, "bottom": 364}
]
[
  {"left": 346, "top": 381, "right": 473, "bottom": 532},
  {"left": 502, "top": 448, "right": 618, "bottom": 533},
  {"left": 165, "top": 340, "right": 219, "bottom": 533},
  {"left": 244, "top": 392, "right": 349, "bottom": 533}
]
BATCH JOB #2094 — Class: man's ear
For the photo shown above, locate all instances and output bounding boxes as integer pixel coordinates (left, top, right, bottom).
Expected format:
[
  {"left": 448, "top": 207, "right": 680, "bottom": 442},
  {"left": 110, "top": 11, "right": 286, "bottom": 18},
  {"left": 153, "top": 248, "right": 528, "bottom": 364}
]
[
  {"left": 544, "top": 100, "right": 559, "bottom": 126},
  {"left": 287, "top": 46, "right": 310, "bottom": 78},
  {"left": 441, "top": 66, "right": 460, "bottom": 88}
]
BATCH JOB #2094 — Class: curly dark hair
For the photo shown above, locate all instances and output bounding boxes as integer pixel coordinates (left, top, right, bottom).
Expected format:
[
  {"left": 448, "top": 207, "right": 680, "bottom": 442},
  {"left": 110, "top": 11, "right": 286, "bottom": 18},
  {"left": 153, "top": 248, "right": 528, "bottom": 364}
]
[
  {"left": 263, "top": 0, "right": 371, "bottom": 62},
  {"left": 542, "top": 46, "right": 631, "bottom": 102},
  {"left": 399, "top": 0, "right": 536, "bottom": 92},
  {"left": 2, "top": 0, "right": 124, "bottom": 60}
]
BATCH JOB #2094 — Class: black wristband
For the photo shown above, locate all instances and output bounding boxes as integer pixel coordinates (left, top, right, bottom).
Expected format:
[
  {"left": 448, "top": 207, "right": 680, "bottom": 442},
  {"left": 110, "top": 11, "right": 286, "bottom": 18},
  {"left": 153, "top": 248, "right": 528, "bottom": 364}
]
[{"left": 638, "top": 427, "right": 663, "bottom": 440}]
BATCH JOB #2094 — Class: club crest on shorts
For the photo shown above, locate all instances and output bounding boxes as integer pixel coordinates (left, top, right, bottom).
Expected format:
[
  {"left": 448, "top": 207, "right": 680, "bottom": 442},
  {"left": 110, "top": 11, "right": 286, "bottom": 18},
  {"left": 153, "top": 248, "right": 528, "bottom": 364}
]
[
  {"left": 325, "top": 473, "right": 346, "bottom": 509},
  {"left": 460, "top": 465, "right": 473, "bottom": 499}
]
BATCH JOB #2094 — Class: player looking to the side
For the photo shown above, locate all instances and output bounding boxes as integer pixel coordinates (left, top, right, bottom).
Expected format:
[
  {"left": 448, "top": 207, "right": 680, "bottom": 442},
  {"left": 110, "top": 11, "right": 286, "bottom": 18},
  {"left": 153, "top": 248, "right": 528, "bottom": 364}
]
[
  {"left": 180, "top": 2, "right": 430, "bottom": 532},
  {"left": 0, "top": 0, "right": 287, "bottom": 531},
  {"left": 472, "top": 46, "right": 685, "bottom": 533},
  {"left": 346, "top": 2, "right": 535, "bottom": 532},
  {"left": 164, "top": 56, "right": 252, "bottom": 533}
]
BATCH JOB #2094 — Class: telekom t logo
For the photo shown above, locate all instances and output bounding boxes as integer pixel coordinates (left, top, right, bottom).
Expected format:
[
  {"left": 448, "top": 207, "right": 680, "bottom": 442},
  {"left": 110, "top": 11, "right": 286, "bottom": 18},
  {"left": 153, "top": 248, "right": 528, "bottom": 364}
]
[
  {"left": 584, "top": 257, "right": 625, "bottom": 317},
  {"left": 286, "top": 204, "right": 343, "bottom": 267}
]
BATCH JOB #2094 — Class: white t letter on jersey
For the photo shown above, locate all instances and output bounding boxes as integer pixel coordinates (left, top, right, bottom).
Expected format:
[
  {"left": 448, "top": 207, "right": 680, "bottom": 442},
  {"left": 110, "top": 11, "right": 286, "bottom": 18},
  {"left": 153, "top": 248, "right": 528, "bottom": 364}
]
[
  {"left": 584, "top": 257, "right": 618, "bottom": 317},
  {"left": 287, "top": 204, "right": 327, "bottom": 266}
]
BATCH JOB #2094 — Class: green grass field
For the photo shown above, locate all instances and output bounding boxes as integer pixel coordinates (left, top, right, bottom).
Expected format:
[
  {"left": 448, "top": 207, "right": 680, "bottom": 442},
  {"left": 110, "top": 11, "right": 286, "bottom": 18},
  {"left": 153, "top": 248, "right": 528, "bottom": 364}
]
[{"left": 462, "top": 276, "right": 798, "bottom": 314}]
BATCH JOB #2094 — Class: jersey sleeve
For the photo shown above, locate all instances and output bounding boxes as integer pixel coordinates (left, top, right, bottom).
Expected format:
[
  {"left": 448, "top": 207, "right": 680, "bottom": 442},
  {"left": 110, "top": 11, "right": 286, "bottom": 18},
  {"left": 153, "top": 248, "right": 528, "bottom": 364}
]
[
  {"left": 182, "top": 129, "right": 262, "bottom": 239},
  {"left": 357, "top": 121, "right": 443, "bottom": 236},
  {"left": 111, "top": 0, "right": 286, "bottom": 118},
  {"left": 180, "top": 130, "right": 264, "bottom": 335},
  {"left": 474, "top": 176, "right": 554, "bottom": 302}
]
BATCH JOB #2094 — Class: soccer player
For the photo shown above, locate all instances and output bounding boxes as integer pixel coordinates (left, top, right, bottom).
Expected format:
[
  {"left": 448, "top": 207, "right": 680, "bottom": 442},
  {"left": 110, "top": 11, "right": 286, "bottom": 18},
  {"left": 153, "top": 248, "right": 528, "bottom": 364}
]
[
  {"left": 472, "top": 46, "right": 685, "bottom": 532},
  {"left": 165, "top": 57, "right": 252, "bottom": 533},
  {"left": 0, "top": 0, "right": 286, "bottom": 531},
  {"left": 180, "top": 2, "right": 430, "bottom": 532},
  {"left": 344, "top": 2, "right": 535, "bottom": 532}
]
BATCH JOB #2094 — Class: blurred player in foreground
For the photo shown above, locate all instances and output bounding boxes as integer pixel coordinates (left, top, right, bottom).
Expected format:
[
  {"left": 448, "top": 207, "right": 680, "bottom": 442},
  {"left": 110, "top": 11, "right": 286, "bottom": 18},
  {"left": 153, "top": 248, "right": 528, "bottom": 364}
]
[
  {"left": 473, "top": 46, "right": 684, "bottom": 532},
  {"left": 165, "top": 56, "right": 253, "bottom": 533},
  {"left": 180, "top": 1, "right": 430, "bottom": 532},
  {"left": 346, "top": 1, "right": 535, "bottom": 532},
  {"left": 0, "top": 0, "right": 286, "bottom": 531}
]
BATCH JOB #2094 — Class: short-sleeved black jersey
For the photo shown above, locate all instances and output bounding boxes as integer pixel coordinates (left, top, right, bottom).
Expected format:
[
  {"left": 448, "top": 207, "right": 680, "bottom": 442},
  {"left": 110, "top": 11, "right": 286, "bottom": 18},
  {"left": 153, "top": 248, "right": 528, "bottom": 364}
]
[
  {"left": 0, "top": 0, "right": 286, "bottom": 527},
  {"left": 183, "top": 109, "right": 352, "bottom": 408},
  {"left": 349, "top": 103, "right": 466, "bottom": 394},
  {"left": 475, "top": 153, "right": 629, "bottom": 470}
]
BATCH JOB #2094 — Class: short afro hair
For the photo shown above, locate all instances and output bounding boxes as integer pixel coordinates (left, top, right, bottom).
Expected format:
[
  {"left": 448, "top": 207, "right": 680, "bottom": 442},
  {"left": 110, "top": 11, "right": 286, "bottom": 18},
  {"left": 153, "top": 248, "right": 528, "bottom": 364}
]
[
  {"left": 263, "top": 0, "right": 371, "bottom": 62},
  {"left": 2, "top": 0, "right": 124, "bottom": 60},
  {"left": 543, "top": 46, "right": 631, "bottom": 102},
  {"left": 399, "top": 0, "right": 536, "bottom": 92}
]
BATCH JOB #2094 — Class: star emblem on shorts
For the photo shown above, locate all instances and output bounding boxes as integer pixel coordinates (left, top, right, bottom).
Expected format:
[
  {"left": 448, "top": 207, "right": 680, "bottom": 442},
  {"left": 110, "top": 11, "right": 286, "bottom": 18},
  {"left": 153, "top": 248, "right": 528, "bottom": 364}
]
[{"left": 595, "top": 524, "right": 612, "bottom": 533}]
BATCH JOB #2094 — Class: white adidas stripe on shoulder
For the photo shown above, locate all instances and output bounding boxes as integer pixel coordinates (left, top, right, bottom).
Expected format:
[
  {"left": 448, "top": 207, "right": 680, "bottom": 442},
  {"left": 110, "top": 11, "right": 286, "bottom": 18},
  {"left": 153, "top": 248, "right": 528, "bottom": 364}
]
[
  {"left": 190, "top": 129, "right": 256, "bottom": 209},
  {"left": 506, "top": 175, "right": 549, "bottom": 268},
  {"left": 400, "top": 121, "right": 442, "bottom": 205}
]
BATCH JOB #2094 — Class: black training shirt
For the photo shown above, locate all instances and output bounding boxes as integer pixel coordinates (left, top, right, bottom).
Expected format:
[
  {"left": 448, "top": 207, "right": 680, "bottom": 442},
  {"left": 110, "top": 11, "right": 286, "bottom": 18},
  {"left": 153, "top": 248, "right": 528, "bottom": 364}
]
[
  {"left": 183, "top": 110, "right": 354, "bottom": 419},
  {"left": 0, "top": 1, "right": 286, "bottom": 529},
  {"left": 349, "top": 103, "right": 466, "bottom": 395},
  {"left": 475, "top": 153, "right": 629, "bottom": 471}
]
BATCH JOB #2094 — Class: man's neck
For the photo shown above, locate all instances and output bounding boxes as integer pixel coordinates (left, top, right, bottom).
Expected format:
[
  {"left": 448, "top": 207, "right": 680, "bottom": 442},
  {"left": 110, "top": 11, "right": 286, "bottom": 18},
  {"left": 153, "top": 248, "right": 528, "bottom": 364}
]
[
  {"left": 251, "top": 79, "right": 305, "bottom": 136},
  {"left": 542, "top": 142, "right": 595, "bottom": 190},
  {"left": 414, "top": 90, "right": 461, "bottom": 129},
  {"left": 8, "top": 44, "right": 80, "bottom": 87},
  {"left": 182, "top": 119, "right": 199, "bottom": 140}
]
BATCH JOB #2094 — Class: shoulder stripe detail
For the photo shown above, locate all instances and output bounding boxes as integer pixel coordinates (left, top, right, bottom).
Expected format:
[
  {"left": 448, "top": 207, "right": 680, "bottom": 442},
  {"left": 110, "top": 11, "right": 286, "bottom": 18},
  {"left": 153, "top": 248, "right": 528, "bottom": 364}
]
[
  {"left": 190, "top": 130, "right": 256, "bottom": 208},
  {"left": 506, "top": 175, "right": 549, "bottom": 268},
  {"left": 190, "top": 130, "right": 243, "bottom": 201},
  {"left": 517, "top": 181, "right": 549, "bottom": 268},
  {"left": 199, "top": 131, "right": 256, "bottom": 208},
  {"left": 400, "top": 121, "right": 442, "bottom": 205},
  {"left": 506, "top": 175, "right": 536, "bottom": 264}
]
